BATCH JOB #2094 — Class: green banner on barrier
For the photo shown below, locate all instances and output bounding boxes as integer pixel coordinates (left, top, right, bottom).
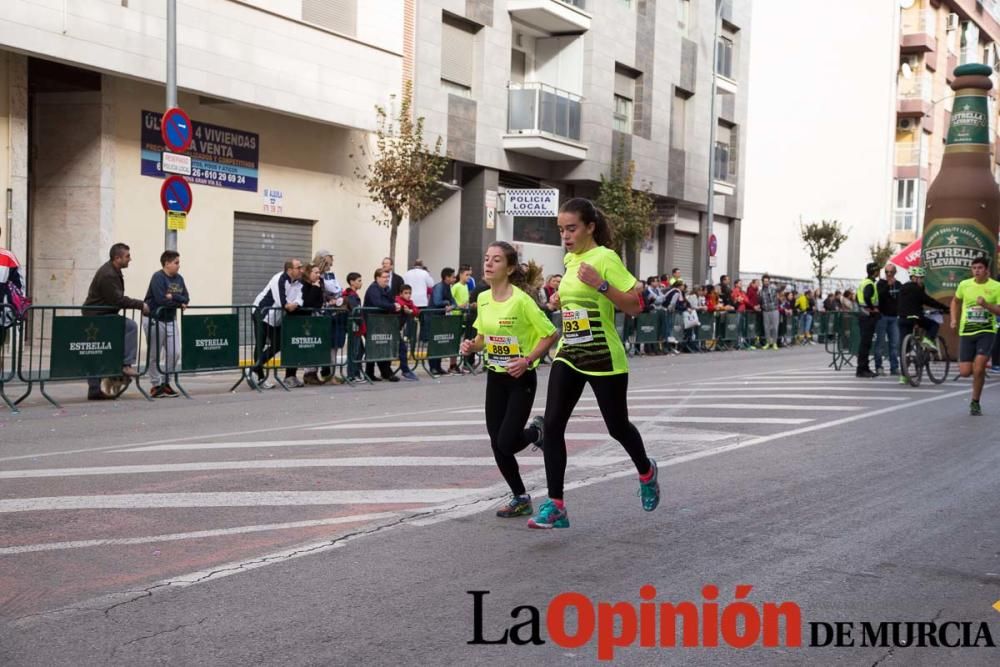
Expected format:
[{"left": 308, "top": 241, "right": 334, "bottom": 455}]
[
  {"left": 634, "top": 313, "right": 660, "bottom": 344},
  {"left": 181, "top": 314, "right": 239, "bottom": 371},
  {"left": 722, "top": 313, "right": 741, "bottom": 341},
  {"left": 425, "top": 314, "right": 462, "bottom": 359},
  {"left": 697, "top": 312, "right": 715, "bottom": 341},
  {"left": 281, "top": 316, "right": 332, "bottom": 367},
  {"left": 365, "top": 313, "right": 401, "bottom": 362},
  {"left": 50, "top": 315, "right": 125, "bottom": 379}
]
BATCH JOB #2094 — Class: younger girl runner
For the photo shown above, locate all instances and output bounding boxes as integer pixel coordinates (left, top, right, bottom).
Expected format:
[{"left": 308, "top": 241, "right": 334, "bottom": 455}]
[
  {"left": 528, "top": 198, "right": 660, "bottom": 529},
  {"left": 460, "top": 242, "right": 559, "bottom": 518}
]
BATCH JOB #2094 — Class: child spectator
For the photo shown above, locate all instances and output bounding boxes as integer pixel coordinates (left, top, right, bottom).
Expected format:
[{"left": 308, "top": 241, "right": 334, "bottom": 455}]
[
  {"left": 344, "top": 272, "right": 365, "bottom": 381},
  {"left": 395, "top": 285, "right": 420, "bottom": 381},
  {"left": 143, "top": 250, "right": 189, "bottom": 398}
]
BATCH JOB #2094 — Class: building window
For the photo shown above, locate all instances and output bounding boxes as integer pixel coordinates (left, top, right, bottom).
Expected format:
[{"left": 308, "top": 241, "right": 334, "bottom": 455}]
[
  {"left": 614, "top": 66, "right": 638, "bottom": 134},
  {"left": 714, "top": 124, "right": 737, "bottom": 183},
  {"left": 619, "top": 0, "right": 633, "bottom": 8},
  {"left": 678, "top": 0, "right": 691, "bottom": 34},
  {"left": 960, "top": 20, "right": 980, "bottom": 65},
  {"left": 716, "top": 35, "right": 734, "bottom": 79},
  {"left": 441, "top": 13, "right": 477, "bottom": 93},
  {"left": 513, "top": 217, "right": 561, "bottom": 246},
  {"left": 894, "top": 179, "right": 917, "bottom": 231},
  {"left": 671, "top": 89, "right": 690, "bottom": 149},
  {"left": 302, "top": 0, "right": 357, "bottom": 36}
]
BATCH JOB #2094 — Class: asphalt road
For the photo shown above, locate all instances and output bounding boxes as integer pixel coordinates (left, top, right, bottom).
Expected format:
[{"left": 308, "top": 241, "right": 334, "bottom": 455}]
[{"left": 2, "top": 347, "right": 1000, "bottom": 666}]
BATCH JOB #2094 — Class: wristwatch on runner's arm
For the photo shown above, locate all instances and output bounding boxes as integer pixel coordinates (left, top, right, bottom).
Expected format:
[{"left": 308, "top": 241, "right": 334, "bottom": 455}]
[{"left": 597, "top": 280, "right": 610, "bottom": 293}]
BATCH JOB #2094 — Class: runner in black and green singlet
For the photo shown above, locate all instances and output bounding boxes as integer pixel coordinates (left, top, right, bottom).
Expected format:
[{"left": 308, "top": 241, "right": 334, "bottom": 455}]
[{"left": 528, "top": 198, "right": 661, "bottom": 530}]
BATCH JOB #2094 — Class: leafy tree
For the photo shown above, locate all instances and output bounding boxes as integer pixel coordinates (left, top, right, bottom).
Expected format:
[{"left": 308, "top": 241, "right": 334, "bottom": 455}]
[
  {"left": 799, "top": 219, "right": 849, "bottom": 295},
  {"left": 354, "top": 80, "right": 448, "bottom": 263},
  {"left": 868, "top": 236, "right": 896, "bottom": 269},
  {"left": 596, "top": 146, "right": 655, "bottom": 270}
]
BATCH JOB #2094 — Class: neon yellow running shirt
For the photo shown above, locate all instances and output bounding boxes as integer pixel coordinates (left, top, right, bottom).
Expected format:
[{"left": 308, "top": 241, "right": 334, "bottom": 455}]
[
  {"left": 474, "top": 286, "right": 556, "bottom": 373},
  {"left": 554, "top": 245, "right": 637, "bottom": 375},
  {"left": 954, "top": 277, "right": 1000, "bottom": 336}
]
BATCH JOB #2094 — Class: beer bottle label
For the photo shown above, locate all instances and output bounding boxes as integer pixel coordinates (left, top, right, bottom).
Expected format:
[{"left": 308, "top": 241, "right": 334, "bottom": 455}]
[
  {"left": 922, "top": 218, "right": 997, "bottom": 298},
  {"left": 947, "top": 94, "right": 990, "bottom": 146}
]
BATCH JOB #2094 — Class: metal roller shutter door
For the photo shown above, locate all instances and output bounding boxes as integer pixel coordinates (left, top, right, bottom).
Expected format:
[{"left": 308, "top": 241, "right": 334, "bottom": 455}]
[
  {"left": 232, "top": 215, "right": 314, "bottom": 306},
  {"left": 672, "top": 233, "right": 696, "bottom": 286}
]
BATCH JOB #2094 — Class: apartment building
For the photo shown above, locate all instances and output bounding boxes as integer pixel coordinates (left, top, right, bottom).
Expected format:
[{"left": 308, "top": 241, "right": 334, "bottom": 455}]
[
  {"left": 892, "top": 0, "right": 1000, "bottom": 246},
  {"left": 412, "top": 0, "right": 750, "bottom": 285},
  {"left": 0, "top": 0, "right": 408, "bottom": 307}
]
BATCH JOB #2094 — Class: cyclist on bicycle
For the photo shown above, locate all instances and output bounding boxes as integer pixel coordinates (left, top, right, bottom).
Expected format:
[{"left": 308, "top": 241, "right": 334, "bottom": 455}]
[{"left": 898, "top": 266, "right": 948, "bottom": 344}]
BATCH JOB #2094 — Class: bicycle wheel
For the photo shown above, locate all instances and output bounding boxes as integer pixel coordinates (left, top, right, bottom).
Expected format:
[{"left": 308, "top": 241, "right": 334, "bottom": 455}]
[
  {"left": 924, "top": 336, "right": 951, "bottom": 384},
  {"left": 901, "top": 334, "right": 922, "bottom": 387}
]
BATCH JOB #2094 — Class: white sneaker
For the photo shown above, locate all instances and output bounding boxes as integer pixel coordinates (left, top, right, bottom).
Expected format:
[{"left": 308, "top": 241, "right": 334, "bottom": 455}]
[
  {"left": 258, "top": 379, "right": 275, "bottom": 390},
  {"left": 284, "top": 376, "right": 305, "bottom": 388}
]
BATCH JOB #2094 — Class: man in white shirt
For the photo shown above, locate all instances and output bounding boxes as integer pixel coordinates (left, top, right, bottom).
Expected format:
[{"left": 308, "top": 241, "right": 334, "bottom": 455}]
[{"left": 402, "top": 259, "right": 435, "bottom": 308}]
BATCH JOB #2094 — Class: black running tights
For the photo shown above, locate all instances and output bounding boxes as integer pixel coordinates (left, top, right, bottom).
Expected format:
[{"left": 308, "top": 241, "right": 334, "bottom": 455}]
[
  {"left": 485, "top": 369, "right": 540, "bottom": 496},
  {"left": 542, "top": 362, "right": 651, "bottom": 500}
]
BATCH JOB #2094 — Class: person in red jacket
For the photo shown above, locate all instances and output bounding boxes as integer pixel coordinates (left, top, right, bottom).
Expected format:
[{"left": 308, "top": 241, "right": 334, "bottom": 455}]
[
  {"left": 395, "top": 285, "right": 420, "bottom": 381},
  {"left": 731, "top": 279, "right": 749, "bottom": 312},
  {"left": 746, "top": 278, "right": 760, "bottom": 312}
]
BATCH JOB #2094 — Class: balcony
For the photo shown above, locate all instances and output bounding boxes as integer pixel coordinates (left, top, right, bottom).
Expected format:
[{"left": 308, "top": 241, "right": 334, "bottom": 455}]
[
  {"left": 507, "top": 0, "right": 591, "bottom": 34},
  {"left": 900, "top": 8, "right": 936, "bottom": 53},
  {"left": 503, "top": 83, "right": 587, "bottom": 161},
  {"left": 894, "top": 141, "right": 929, "bottom": 180},
  {"left": 897, "top": 72, "right": 932, "bottom": 116}
]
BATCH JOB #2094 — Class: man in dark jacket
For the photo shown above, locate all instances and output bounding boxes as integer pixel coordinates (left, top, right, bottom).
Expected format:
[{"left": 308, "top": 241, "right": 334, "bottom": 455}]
[
  {"left": 83, "top": 243, "right": 148, "bottom": 400},
  {"left": 874, "top": 264, "right": 902, "bottom": 376},
  {"left": 363, "top": 268, "right": 401, "bottom": 382}
]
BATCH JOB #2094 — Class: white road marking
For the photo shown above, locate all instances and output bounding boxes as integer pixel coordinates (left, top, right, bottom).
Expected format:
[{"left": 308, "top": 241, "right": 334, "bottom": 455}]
[
  {"left": 316, "top": 416, "right": 810, "bottom": 429},
  {"left": 682, "top": 385, "right": 940, "bottom": 393},
  {"left": 615, "top": 393, "right": 906, "bottom": 402},
  {"left": 0, "top": 489, "right": 492, "bottom": 513},
  {"left": 116, "top": 433, "right": 614, "bottom": 453},
  {"left": 453, "top": 403, "right": 858, "bottom": 414},
  {"left": 0, "top": 456, "right": 628, "bottom": 480},
  {"left": 0, "top": 512, "right": 400, "bottom": 555}
]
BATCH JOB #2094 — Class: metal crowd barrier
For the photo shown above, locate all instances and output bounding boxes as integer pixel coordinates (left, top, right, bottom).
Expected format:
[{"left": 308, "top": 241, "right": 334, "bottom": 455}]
[
  {"left": 410, "top": 307, "right": 466, "bottom": 378},
  {"left": 14, "top": 305, "right": 148, "bottom": 409},
  {"left": 147, "top": 304, "right": 259, "bottom": 398},
  {"left": 250, "top": 306, "right": 351, "bottom": 390},
  {"left": 1, "top": 303, "right": 18, "bottom": 413}
]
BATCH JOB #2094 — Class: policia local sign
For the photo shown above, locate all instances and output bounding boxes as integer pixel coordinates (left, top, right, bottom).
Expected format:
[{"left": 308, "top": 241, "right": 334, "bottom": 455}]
[{"left": 504, "top": 189, "right": 559, "bottom": 217}]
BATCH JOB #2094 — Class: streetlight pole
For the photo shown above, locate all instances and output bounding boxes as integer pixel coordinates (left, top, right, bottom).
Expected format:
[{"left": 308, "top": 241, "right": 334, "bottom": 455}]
[
  {"left": 705, "top": 0, "right": 723, "bottom": 285},
  {"left": 165, "top": 0, "right": 178, "bottom": 252}
]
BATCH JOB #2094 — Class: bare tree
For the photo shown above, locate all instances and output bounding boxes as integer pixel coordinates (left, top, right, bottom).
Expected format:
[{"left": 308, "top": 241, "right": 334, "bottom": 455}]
[
  {"left": 800, "top": 219, "right": 849, "bottom": 295},
  {"left": 596, "top": 145, "right": 655, "bottom": 271},
  {"left": 868, "top": 236, "right": 896, "bottom": 269},
  {"left": 354, "top": 80, "right": 448, "bottom": 263}
]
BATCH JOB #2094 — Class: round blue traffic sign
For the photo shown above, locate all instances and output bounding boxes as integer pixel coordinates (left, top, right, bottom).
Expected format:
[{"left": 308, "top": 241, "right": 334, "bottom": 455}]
[
  {"left": 160, "top": 175, "right": 193, "bottom": 213},
  {"left": 161, "top": 107, "right": 192, "bottom": 153}
]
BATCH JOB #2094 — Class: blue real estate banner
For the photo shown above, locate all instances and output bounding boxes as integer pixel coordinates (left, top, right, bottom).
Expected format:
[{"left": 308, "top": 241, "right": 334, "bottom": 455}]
[{"left": 141, "top": 110, "right": 259, "bottom": 192}]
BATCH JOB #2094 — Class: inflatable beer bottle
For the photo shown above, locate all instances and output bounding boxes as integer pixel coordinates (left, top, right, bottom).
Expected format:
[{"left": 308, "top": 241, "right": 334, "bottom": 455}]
[{"left": 922, "top": 63, "right": 999, "bottom": 306}]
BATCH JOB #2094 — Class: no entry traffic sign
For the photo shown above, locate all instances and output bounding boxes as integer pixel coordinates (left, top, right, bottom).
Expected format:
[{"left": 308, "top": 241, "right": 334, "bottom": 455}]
[
  {"left": 160, "top": 175, "right": 193, "bottom": 213},
  {"left": 161, "top": 107, "right": 193, "bottom": 153}
]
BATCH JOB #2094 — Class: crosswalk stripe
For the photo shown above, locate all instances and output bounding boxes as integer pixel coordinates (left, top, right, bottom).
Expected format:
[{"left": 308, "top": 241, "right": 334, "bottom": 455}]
[
  {"left": 0, "top": 512, "right": 402, "bottom": 555},
  {"left": 0, "top": 490, "right": 493, "bottom": 513},
  {"left": 683, "top": 385, "right": 941, "bottom": 393},
  {"left": 614, "top": 394, "right": 906, "bottom": 402},
  {"left": 119, "top": 429, "right": 739, "bottom": 453},
  {"left": 0, "top": 456, "right": 629, "bottom": 479},
  {"left": 316, "top": 416, "right": 810, "bottom": 429},
  {"left": 452, "top": 404, "right": 859, "bottom": 413}
]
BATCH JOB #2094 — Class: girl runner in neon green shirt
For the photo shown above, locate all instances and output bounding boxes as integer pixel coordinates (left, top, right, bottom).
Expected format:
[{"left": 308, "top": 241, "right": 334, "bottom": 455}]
[
  {"left": 461, "top": 242, "right": 559, "bottom": 518},
  {"left": 528, "top": 198, "right": 661, "bottom": 529}
]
